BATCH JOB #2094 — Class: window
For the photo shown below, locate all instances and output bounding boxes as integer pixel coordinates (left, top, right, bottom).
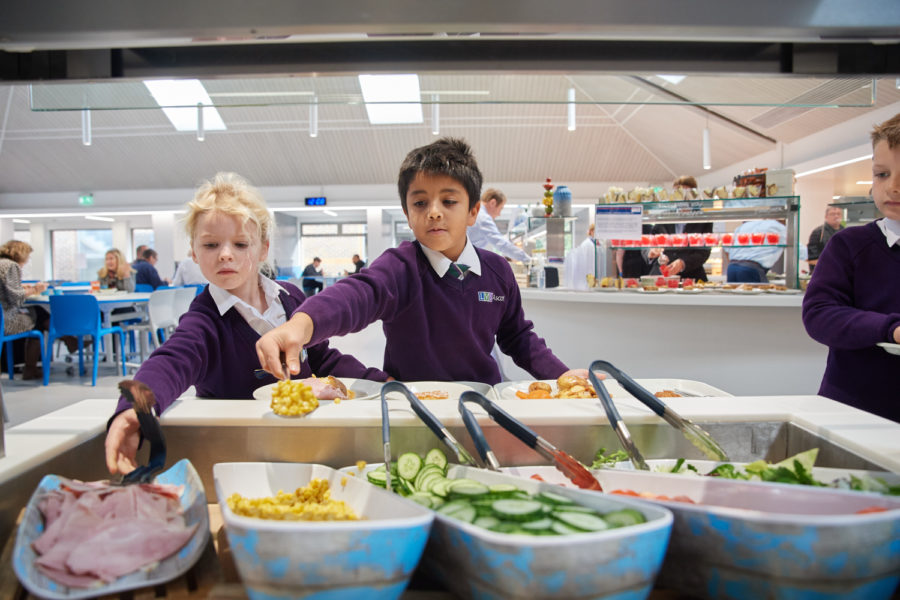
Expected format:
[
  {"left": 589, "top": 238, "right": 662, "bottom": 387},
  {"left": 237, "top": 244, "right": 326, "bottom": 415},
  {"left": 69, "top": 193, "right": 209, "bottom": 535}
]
[
  {"left": 51, "top": 230, "right": 113, "bottom": 282},
  {"left": 131, "top": 228, "right": 154, "bottom": 259},
  {"left": 299, "top": 223, "right": 367, "bottom": 276}
]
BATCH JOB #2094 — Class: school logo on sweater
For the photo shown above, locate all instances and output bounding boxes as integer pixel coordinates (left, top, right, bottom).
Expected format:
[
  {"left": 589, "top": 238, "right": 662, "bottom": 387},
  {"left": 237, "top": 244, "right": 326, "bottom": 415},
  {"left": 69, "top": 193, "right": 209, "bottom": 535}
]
[{"left": 478, "top": 291, "right": 505, "bottom": 303}]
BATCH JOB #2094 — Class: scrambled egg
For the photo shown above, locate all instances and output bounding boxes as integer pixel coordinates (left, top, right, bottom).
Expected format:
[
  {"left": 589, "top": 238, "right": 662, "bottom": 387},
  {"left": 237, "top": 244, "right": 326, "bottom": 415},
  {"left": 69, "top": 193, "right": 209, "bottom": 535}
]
[{"left": 227, "top": 478, "right": 359, "bottom": 521}]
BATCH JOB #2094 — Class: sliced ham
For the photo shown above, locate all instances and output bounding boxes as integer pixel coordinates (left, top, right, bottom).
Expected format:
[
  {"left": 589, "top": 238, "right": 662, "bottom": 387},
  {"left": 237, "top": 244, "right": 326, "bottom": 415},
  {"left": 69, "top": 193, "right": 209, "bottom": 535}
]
[
  {"left": 31, "top": 479, "right": 195, "bottom": 588},
  {"left": 302, "top": 375, "right": 349, "bottom": 400}
]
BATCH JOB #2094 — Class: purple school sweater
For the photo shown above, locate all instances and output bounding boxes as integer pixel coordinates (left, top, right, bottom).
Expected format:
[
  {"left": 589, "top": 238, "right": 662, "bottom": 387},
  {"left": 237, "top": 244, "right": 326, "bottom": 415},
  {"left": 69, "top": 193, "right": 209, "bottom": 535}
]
[
  {"left": 114, "top": 281, "right": 386, "bottom": 416},
  {"left": 298, "top": 241, "right": 569, "bottom": 384},
  {"left": 802, "top": 221, "right": 900, "bottom": 422}
]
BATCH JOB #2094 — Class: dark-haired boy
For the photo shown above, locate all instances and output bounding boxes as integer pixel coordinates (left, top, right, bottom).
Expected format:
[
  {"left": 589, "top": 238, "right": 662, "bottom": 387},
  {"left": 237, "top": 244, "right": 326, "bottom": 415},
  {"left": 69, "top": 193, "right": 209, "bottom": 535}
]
[{"left": 257, "top": 137, "right": 580, "bottom": 384}]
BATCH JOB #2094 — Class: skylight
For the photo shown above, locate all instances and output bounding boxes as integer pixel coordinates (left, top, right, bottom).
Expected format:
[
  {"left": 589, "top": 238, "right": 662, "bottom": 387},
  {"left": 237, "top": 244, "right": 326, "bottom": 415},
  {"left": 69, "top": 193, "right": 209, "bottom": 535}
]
[
  {"left": 143, "top": 80, "right": 227, "bottom": 132},
  {"left": 358, "top": 74, "right": 423, "bottom": 125}
]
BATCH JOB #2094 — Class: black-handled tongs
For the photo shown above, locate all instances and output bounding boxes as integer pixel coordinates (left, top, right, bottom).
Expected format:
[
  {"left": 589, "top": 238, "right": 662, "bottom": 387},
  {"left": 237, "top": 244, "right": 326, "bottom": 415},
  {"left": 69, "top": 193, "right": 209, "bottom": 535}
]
[
  {"left": 118, "top": 381, "right": 167, "bottom": 484},
  {"left": 458, "top": 393, "right": 501, "bottom": 471},
  {"left": 457, "top": 391, "right": 601, "bottom": 490},
  {"left": 380, "top": 382, "right": 478, "bottom": 492},
  {"left": 589, "top": 360, "right": 729, "bottom": 462}
]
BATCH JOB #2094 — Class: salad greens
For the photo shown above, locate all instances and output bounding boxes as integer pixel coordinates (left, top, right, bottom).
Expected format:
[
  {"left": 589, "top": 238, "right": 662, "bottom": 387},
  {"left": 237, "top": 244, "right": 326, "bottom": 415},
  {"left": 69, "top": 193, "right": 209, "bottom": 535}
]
[{"left": 594, "top": 446, "right": 900, "bottom": 496}]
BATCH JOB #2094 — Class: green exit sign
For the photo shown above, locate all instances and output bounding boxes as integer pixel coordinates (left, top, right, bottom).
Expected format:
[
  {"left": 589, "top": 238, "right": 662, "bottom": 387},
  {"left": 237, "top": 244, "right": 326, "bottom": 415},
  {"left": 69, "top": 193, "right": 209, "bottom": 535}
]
[{"left": 78, "top": 194, "right": 94, "bottom": 206}]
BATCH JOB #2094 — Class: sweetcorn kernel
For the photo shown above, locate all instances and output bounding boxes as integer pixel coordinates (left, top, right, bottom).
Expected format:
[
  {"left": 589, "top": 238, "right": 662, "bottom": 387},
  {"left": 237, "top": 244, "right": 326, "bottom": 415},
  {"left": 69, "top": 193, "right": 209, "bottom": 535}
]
[
  {"left": 270, "top": 379, "right": 319, "bottom": 416},
  {"left": 226, "top": 478, "right": 359, "bottom": 521}
]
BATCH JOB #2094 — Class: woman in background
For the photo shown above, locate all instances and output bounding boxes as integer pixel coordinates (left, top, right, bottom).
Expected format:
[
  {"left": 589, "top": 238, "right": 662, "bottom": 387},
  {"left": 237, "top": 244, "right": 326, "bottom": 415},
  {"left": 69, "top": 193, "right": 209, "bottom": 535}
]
[
  {"left": 97, "top": 248, "right": 135, "bottom": 292},
  {"left": 0, "top": 240, "right": 48, "bottom": 379}
]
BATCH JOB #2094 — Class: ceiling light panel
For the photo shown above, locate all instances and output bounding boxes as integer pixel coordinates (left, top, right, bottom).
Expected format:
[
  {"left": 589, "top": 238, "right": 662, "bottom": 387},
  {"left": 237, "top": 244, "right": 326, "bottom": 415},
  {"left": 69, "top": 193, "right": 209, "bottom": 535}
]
[
  {"left": 358, "top": 74, "right": 423, "bottom": 124},
  {"left": 143, "top": 80, "right": 227, "bottom": 132}
]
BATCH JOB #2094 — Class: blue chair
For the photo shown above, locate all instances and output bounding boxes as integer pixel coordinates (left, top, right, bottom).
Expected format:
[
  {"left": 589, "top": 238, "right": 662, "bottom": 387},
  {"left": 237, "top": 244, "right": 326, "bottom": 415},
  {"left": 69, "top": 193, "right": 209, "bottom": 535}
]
[
  {"left": 0, "top": 309, "right": 48, "bottom": 385},
  {"left": 46, "top": 295, "right": 126, "bottom": 386},
  {"left": 134, "top": 283, "right": 154, "bottom": 293}
]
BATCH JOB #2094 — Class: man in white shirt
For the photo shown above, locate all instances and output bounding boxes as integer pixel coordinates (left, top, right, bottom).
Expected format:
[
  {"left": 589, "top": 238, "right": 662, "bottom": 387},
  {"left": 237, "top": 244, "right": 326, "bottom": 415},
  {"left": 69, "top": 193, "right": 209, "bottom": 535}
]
[
  {"left": 467, "top": 188, "right": 531, "bottom": 262},
  {"left": 172, "top": 250, "right": 209, "bottom": 286}
]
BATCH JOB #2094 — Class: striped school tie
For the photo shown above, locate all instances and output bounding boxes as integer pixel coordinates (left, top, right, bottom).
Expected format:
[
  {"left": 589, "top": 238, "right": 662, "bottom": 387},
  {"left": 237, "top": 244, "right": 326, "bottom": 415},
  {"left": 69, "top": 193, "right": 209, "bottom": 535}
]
[{"left": 447, "top": 262, "right": 469, "bottom": 280}]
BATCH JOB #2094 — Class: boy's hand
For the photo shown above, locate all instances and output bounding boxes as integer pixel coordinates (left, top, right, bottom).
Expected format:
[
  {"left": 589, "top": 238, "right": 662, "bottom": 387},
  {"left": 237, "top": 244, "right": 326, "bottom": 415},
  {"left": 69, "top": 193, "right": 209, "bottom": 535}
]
[
  {"left": 105, "top": 409, "right": 140, "bottom": 475},
  {"left": 256, "top": 312, "right": 315, "bottom": 379}
]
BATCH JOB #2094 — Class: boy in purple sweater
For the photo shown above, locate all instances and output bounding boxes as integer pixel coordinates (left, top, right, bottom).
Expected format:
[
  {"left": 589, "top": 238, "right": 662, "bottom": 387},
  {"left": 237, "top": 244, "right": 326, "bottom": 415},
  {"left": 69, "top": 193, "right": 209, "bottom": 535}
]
[
  {"left": 802, "top": 113, "right": 900, "bottom": 422},
  {"left": 105, "top": 173, "right": 385, "bottom": 475},
  {"left": 257, "top": 138, "right": 583, "bottom": 384}
]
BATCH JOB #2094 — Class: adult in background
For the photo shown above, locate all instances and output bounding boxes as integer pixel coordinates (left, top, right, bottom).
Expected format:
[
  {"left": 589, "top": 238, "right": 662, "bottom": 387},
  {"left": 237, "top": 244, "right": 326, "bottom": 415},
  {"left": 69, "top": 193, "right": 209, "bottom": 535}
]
[
  {"left": 351, "top": 254, "right": 366, "bottom": 273},
  {"left": 133, "top": 248, "right": 169, "bottom": 290},
  {"left": 301, "top": 257, "right": 324, "bottom": 296},
  {"left": 467, "top": 188, "right": 531, "bottom": 263},
  {"left": 724, "top": 220, "right": 787, "bottom": 283},
  {"left": 172, "top": 249, "right": 208, "bottom": 286},
  {"left": 131, "top": 245, "right": 148, "bottom": 269},
  {"left": 97, "top": 248, "right": 135, "bottom": 292},
  {"left": 0, "top": 241, "right": 48, "bottom": 379},
  {"left": 807, "top": 205, "right": 844, "bottom": 274},
  {"left": 650, "top": 175, "right": 714, "bottom": 281}
]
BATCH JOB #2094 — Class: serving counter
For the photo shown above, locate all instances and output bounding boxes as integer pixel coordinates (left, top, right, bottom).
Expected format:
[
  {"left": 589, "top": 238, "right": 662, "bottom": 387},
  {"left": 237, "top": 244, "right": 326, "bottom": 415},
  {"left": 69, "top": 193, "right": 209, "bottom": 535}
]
[{"left": 2, "top": 391, "right": 898, "bottom": 546}]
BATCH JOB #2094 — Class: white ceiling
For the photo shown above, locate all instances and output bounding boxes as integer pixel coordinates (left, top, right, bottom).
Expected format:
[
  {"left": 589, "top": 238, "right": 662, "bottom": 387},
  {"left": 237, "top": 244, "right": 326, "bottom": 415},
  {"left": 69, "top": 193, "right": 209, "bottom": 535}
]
[{"left": 1, "top": 74, "right": 897, "bottom": 203}]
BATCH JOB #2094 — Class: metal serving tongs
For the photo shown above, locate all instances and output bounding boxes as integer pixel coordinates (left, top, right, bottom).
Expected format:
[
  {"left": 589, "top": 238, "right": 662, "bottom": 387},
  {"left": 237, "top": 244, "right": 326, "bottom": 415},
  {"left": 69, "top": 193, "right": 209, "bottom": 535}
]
[
  {"left": 458, "top": 393, "right": 502, "bottom": 471},
  {"left": 380, "top": 381, "right": 479, "bottom": 492},
  {"left": 457, "top": 390, "right": 602, "bottom": 491},
  {"left": 117, "top": 380, "right": 167, "bottom": 484},
  {"left": 589, "top": 359, "right": 729, "bottom": 462}
]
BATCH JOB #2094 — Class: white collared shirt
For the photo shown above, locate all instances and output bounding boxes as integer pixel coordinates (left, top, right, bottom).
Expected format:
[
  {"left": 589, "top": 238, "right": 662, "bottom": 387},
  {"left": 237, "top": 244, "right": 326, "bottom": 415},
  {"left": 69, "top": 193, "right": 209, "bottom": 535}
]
[
  {"left": 877, "top": 218, "right": 900, "bottom": 247},
  {"left": 419, "top": 239, "right": 482, "bottom": 279},
  {"left": 208, "top": 274, "right": 287, "bottom": 335}
]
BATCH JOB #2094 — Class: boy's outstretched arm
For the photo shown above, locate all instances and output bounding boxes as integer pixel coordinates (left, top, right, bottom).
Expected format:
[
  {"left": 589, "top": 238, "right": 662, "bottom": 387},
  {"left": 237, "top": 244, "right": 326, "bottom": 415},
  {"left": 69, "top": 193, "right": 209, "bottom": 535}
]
[{"left": 256, "top": 312, "right": 315, "bottom": 379}]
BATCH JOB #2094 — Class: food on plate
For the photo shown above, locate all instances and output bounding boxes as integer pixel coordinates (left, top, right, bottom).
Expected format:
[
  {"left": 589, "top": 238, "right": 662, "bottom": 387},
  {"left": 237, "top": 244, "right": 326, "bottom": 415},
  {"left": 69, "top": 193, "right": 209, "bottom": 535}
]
[
  {"left": 655, "top": 390, "right": 682, "bottom": 398},
  {"left": 515, "top": 375, "right": 600, "bottom": 399},
  {"left": 557, "top": 374, "right": 598, "bottom": 399},
  {"left": 363, "top": 448, "right": 647, "bottom": 535},
  {"left": 416, "top": 390, "right": 450, "bottom": 400},
  {"left": 270, "top": 379, "right": 319, "bottom": 416},
  {"left": 227, "top": 478, "right": 359, "bottom": 521},
  {"left": 31, "top": 478, "right": 198, "bottom": 588},
  {"left": 302, "top": 375, "right": 355, "bottom": 401}
]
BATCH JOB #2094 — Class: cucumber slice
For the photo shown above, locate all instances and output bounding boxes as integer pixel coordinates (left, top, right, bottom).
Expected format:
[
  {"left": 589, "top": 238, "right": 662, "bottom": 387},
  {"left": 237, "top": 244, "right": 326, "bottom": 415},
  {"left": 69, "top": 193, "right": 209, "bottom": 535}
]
[
  {"left": 437, "top": 500, "right": 477, "bottom": 523},
  {"left": 491, "top": 499, "right": 544, "bottom": 521},
  {"left": 373, "top": 464, "right": 386, "bottom": 473},
  {"left": 489, "top": 522, "right": 527, "bottom": 534},
  {"left": 487, "top": 484, "right": 519, "bottom": 498},
  {"left": 398, "top": 453, "right": 423, "bottom": 481},
  {"left": 415, "top": 470, "right": 443, "bottom": 492},
  {"left": 603, "top": 508, "right": 646, "bottom": 528},
  {"left": 449, "top": 481, "right": 490, "bottom": 499},
  {"left": 424, "top": 448, "right": 449, "bottom": 471},
  {"left": 366, "top": 470, "right": 387, "bottom": 487},
  {"left": 551, "top": 521, "right": 583, "bottom": 535},
  {"left": 553, "top": 511, "right": 609, "bottom": 532},
  {"left": 537, "top": 491, "right": 574, "bottom": 505},
  {"left": 409, "top": 493, "right": 434, "bottom": 509},
  {"left": 399, "top": 477, "right": 416, "bottom": 497},
  {"left": 473, "top": 516, "right": 500, "bottom": 530},
  {"left": 521, "top": 518, "right": 553, "bottom": 531},
  {"left": 431, "top": 479, "right": 452, "bottom": 498},
  {"left": 553, "top": 504, "right": 597, "bottom": 513}
]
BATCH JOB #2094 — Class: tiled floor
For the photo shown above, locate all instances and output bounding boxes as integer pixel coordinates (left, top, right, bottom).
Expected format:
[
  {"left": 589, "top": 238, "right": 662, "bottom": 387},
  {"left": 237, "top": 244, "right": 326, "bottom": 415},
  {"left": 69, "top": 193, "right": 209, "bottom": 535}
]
[{"left": 1, "top": 356, "right": 129, "bottom": 428}]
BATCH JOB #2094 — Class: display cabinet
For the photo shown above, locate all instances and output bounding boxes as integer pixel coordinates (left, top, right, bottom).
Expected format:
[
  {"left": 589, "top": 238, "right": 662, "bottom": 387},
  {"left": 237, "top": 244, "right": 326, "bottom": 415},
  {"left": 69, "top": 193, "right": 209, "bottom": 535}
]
[
  {"left": 830, "top": 196, "right": 881, "bottom": 226},
  {"left": 599, "top": 195, "right": 801, "bottom": 289}
]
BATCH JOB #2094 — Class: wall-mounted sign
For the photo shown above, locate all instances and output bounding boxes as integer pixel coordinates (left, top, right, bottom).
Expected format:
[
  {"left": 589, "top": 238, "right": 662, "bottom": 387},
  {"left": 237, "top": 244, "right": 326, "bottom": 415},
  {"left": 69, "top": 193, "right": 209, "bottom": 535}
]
[{"left": 305, "top": 196, "right": 327, "bottom": 206}]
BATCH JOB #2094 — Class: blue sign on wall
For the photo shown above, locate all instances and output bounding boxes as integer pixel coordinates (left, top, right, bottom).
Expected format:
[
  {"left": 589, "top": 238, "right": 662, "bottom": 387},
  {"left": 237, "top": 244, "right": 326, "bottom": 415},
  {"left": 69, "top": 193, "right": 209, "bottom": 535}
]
[{"left": 305, "top": 196, "right": 327, "bottom": 206}]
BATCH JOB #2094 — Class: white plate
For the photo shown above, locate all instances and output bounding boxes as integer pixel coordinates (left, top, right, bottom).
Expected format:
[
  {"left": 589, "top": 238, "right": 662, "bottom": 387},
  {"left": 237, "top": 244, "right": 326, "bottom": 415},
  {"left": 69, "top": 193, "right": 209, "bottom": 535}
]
[
  {"left": 877, "top": 342, "right": 900, "bottom": 356},
  {"left": 13, "top": 459, "right": 209, "bottom": 600},
  {"left": 495, "top": 378, "right": 731, "bottom": 401},
  {"left": 494, "top": 379, "right": 610, "bottom": 400},
  {"left": 593, "top": 286, "right": 623, "bottom": 292},
  {"left": 721, "top": 287, "right": 764, "bottom": 294},
  {"left": 635, "top": 288, "right": 669, "bottom": 294},
  {"left": 393, "top": 381, "right": 480, "bottom": 400},
  {"left": 252, "top": 377, "right": 383, "bottom": 402},
  {"left": 765, "top": 288, "right": 803, "bottom": 295}
]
